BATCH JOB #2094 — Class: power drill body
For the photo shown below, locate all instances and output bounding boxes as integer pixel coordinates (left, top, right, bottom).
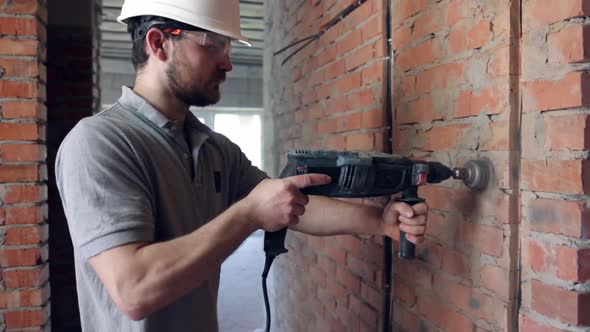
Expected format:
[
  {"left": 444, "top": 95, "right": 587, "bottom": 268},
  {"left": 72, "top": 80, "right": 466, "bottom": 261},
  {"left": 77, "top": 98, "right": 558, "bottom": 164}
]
[{"left": 263, "top": 149, "right": 453, "bottom": 260}]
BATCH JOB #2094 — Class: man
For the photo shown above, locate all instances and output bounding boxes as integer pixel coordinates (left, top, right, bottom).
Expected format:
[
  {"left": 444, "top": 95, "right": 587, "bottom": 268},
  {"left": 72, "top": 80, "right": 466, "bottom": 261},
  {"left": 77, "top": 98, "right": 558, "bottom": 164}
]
[{"left": 55, "top": 0, "right": 429, "bottom": 331}]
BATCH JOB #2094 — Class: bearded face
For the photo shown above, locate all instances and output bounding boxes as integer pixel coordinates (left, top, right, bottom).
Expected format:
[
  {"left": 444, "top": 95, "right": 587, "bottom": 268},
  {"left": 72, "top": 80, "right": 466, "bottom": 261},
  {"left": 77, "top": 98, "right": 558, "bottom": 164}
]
[{"left": 165, "top": 40, "right": 228, "bottom": 107}]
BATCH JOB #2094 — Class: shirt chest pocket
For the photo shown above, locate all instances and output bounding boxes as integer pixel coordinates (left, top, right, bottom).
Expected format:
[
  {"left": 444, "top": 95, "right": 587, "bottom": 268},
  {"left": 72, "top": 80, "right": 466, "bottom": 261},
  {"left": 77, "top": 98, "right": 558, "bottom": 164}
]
[{"left": 192, "top": 164, "right": 228, "bottom": 222}]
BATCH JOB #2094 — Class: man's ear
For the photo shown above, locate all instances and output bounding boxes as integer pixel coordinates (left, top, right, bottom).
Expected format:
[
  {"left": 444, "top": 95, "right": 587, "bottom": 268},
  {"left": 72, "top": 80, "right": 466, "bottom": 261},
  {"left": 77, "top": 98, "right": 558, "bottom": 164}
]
[{"left": 144, "top": 28, "right": 169, "bottom": 63}]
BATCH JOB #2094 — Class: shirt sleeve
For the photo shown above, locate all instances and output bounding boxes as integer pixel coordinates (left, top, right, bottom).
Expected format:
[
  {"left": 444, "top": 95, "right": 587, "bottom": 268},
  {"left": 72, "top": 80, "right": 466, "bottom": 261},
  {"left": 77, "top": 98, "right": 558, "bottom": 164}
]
[
  {"left": 55, "top": 118, "right": 155, "bottom": 260},
  {"left": 234, "top": 148, "right": 269, "bottom": 201}
]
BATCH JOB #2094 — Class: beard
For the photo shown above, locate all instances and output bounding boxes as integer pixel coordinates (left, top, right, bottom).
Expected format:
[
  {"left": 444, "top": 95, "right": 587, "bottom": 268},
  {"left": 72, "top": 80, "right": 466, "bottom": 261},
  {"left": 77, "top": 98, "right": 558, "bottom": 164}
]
[{"left": 166, "top": 59, "right": 222, "bottom": 107}]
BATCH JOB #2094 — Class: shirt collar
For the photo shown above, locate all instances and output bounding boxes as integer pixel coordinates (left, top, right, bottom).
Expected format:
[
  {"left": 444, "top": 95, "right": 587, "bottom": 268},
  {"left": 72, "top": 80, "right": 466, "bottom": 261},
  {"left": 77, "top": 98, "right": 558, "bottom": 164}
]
[{"left": 119, "top": 86, "right": 211, "bottom": 134}]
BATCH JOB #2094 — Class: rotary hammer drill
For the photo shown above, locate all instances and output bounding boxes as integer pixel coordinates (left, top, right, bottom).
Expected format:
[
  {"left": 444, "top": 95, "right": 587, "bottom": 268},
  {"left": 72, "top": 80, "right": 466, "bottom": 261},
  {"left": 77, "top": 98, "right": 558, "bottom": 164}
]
[{"left": 260, "top": 149, "right": 488, "bottom": 331}]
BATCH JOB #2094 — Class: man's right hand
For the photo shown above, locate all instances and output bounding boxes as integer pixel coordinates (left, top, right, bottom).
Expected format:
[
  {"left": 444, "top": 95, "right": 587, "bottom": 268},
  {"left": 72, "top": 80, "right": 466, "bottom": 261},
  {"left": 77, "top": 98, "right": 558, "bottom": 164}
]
[{"left": 241, "top": 174, "right": 331, "bottom": 232}]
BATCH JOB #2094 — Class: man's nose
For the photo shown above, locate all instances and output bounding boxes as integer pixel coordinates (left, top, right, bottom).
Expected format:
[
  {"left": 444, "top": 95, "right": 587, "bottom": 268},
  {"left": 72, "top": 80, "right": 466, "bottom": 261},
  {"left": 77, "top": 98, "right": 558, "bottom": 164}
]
[{"left": 218, "top": 52, "right": 233, "bottom": 72}]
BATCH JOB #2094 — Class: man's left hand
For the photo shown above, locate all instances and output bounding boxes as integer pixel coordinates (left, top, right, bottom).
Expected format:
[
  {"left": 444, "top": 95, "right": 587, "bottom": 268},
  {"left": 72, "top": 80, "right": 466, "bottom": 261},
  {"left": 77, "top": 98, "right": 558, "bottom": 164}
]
[{"left": 382, "top": 201, "right": 428, "bottom": 244}]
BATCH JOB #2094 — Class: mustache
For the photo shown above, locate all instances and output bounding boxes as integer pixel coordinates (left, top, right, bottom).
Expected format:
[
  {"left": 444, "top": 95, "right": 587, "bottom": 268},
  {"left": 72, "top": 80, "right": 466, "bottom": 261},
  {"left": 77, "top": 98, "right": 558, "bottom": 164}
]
[{"left": 212, "top": 72, "right": 226, "bottom": 83}]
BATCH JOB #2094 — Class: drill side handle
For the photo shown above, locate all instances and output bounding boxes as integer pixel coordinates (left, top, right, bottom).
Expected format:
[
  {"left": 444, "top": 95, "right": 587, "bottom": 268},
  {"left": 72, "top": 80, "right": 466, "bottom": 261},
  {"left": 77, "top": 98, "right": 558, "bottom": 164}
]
[
  {"left": 263, "top": 228, "right": 289, "bottom": 260},
  {"left": 394, "top": 187, "right": 425, "bottom": 260}
]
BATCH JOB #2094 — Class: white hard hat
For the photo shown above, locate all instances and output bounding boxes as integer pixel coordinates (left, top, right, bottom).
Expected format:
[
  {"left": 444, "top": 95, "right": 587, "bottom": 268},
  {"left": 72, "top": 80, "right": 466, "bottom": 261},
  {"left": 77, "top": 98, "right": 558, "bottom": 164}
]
[{"left": 118, "top": 0, "right": 251, "bottom": 46}]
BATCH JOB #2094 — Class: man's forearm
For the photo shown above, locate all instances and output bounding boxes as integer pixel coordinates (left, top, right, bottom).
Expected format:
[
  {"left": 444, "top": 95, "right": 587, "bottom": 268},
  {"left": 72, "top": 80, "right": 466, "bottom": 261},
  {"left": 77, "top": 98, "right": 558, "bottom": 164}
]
[
  {"left": 92, "top": 199, "right": 257, "bottom": 320},
  {"left": 291, "top": 195, "right": 390, "bottom": 237}
]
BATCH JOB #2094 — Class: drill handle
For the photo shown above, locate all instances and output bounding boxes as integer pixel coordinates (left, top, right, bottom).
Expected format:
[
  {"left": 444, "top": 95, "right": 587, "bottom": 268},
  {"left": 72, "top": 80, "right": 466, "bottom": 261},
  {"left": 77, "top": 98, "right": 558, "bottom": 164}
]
[
  {"left": 394, "top": 187, "right": 425, "bottom": 260},
  {"left": 264, "top": 228, "right": 289, "bottom": 256}
]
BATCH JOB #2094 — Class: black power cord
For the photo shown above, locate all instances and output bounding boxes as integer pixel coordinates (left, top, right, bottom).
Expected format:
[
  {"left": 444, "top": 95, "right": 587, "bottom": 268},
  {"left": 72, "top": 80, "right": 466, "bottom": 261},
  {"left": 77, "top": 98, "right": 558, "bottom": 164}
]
[
  {"left": 274, "top": 0, "right": 368, "bottom": 65},
  {"left": 261, "top": 255, "right": 276, "bottom": 332}
]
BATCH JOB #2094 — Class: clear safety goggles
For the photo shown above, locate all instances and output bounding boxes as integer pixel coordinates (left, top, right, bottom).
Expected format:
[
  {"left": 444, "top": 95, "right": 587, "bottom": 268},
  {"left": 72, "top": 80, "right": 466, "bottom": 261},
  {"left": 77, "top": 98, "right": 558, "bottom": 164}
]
[{"left": 163, "top": 28, "right": 232, "bottom": 58}]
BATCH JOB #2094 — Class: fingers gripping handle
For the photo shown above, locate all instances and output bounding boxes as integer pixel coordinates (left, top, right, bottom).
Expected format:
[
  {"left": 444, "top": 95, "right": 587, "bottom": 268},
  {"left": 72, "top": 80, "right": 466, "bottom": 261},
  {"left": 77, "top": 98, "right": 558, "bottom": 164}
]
[{"left": 394, "top": 188, "right": 425, "bottom": 260}]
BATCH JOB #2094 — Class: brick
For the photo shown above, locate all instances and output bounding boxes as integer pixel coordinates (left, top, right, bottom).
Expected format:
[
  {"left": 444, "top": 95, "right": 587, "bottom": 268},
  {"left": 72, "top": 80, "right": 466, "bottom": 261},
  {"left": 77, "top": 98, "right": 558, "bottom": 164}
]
[
  {"left": 392, "top": 25, "right": 412, "bottom": 48},
  {"left": 548, "top": 24, "right": 590, "bottom": 63},
  {"left": 393, "top": 280, "right": 416, "bottom": 307},
  {"left": 335, "top": 71, "right": 361, "bottom": 94},
  {"left": 422, "top": 124, "right": 468, "bottom": 151},
  {"left": 346, "top": 43, "right": 376, "bottom": 71},
  {"left": 0, "top": 0, "right": 39, "bottom": 14},
  {"left": 526, "top": 197, "right": 590, "bottom": 238},
  {"left": 336, "top": 266, "right": 360, "bottom": 293},
  {"left": 1, "top": 101, "right": 44, "bottom": 119},
  {"left": 6, "top": 225, "right": 48, "bottom": 245},
  {"left": 396, "top": 38, "right": 438, "bottom": 71},
  {"left": 416, "top": 62, "right": 464, "bottom": 94},
  {"left": 481, "top": 121, "right": 510, "bottom": 151},
  {"left": 394, "top": 306, "right": 421, "bottom": 332},
  {"left": 325, "top": 59, "right": 346, "bottom": 80},
  {"left": 0, "top": 80, "right": 37, "bottom": 98},
  {"left": 481, "top": 265, "right": 511, "bottom": 300},
  {"left": 440, "top": 247, "right": 469, "bottom": 278},
  {"left": 0, "top": 289, "right": 46, "bottom": 308},
  {"left": 347, "top": 89, "right": 376, "bottom": 110},
  {"left": 416, "top": 295, "right": 475, "bottom": 331},
  {"left": 5, "top": 206, "right": 46, "bottom": 225},
  {"left": 455, "top": 86, "right": 505, "bottom": 118},
  {"left": 413, "top": 10, "right": 445, "bottom": 41},
  {"left": 521, "top": 159, "right": 590, "bottom": 194},
  {"left": 489, "top": 46, "right": 515, "bottom": 77},
  {"left": 316, "top": 45, "right": 337, "bottom": 68},
  {"left": 0, "top": 38, "right": 38, "bottom": 56},
  {"left": 346, "top": 132, "right": 374, "bottom": 151},
  {"left": 459, "top": 222, "right": 504, "bottom": 257},
  {"left": 419, "top": 185, "right": 470, "bottom": 213},
  {"left": 527, "top": 240, "right": 590, "bottom": 282},
  {"left": 0, "top": 144, "right": 45, "bottom": 162},
  {"left": 317, "top": 118, "right": 337, "bottom": 135},
  {"left": 3, "top": 184, "right": 46, "bottom": 204},
  {"left": 0, "top": 59, "right": 39, "bottom": 79},
  {"left": 424, "top": 211, "right": 460, "bottom": 245},
  {"left": 337, "top": 30, "right": 362, "bottom": 55},
  {"left": 397, "top": 96, "right": 439, "bottom": 124},
  {"left": 360, "top": 282, "right": 381, "bottom": 310},
  {"left": 0, "top": 165, "right": 40, "bottom": 182},
  {"left": 362, "top": 14, "right": 383, "bottom": 42},
  {"left": 396, "top": 259, "right": 433, "bottom": 291},
  {"left": 325, "top": 135, "right": 346, "bottom": 150},
  {"left": 4, "top": 308, "right": 48, "bottom": 329},
  {"left": 0, "top": 248, "right": 45, "bottom": 268},
  {"left": 531, "top": 280, "right": 590, "bottom": 326},
  {"left": 335, "top": 235, "right": 361, "bottom": 253},
  {"left": 0, "top": 123, "right": 41, "bottom": 141},
  {"left": 521, "top": 315, "right": 563, "bottom": 332},
  {"left": 0, "top": 17, "right": 38, "bottom": 36},
  {"left": 361, "top": 108, "right": 385, "bottom": 128},
  {"left": 522, "top": 72, "right": 590, "bottom": 112},
  {"left": 3, "top": 265, "right": 49, "bottom": 289},
  {"left": 447, "top": 0, "right": 472, "bottom": 26},
  {"left": 523, "top": 0, "right": 590, "bottom": 33},
  {"left": 544, "top": 114, "right": 590, "bottom": 150},
  {"left": 449, "top": 20, "right": 491, "bottom": 55},
  {"left": 361, "top": 61, "right": 384, "bottom": 86},
  {"left": 346, "top": 253, "right": 374, "bottom": 282},
  {"left": 398, "top": 0, "right": 428, "bottom": 21}
]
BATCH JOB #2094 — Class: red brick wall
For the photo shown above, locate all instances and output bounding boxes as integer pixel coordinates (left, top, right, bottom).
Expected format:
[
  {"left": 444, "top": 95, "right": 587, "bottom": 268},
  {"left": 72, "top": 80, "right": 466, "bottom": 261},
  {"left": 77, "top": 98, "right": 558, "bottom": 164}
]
[
  {"left": 391, "top": 0, "right": 519, "bottom": 331},
  {"left": 0, "top": 0, "right": 50, "bottom": 330},
  {"left": 266, "top": 0, "right": 389, "bottom": 330},
  {"left": 520, "top": 0, "right": 590, "bottom": 330},
  {"left": 267, "top": 0, "right": 590, "bottom": 331}
]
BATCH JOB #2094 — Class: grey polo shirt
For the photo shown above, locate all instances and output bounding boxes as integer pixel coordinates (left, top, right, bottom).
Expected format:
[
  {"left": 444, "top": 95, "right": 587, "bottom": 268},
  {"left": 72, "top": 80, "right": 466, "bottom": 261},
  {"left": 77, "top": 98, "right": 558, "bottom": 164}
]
[{"left": 56, "top": 86, "right": 268, "bottom": 332}]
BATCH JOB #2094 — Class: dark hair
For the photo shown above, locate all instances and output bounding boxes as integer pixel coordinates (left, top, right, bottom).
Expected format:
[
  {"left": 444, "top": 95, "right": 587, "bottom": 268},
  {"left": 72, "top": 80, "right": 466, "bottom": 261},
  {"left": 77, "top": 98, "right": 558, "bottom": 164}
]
[{"left": 127, "top": 16, "right": 191, "bottom": 70}]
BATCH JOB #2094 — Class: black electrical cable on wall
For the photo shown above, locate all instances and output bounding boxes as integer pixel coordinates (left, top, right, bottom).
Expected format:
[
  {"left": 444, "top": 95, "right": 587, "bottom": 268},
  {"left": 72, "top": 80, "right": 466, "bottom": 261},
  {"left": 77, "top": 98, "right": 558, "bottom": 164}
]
[
  {"left": 274, "top": 0, "right": 368, "bottom": 65},
  {"left": 383, "top": 0, "right": 394, "bottom": 331}
]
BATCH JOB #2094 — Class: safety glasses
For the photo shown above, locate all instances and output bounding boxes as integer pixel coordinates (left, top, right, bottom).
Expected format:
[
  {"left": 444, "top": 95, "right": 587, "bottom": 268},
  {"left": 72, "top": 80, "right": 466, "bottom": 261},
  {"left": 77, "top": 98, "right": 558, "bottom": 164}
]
[{"left": 163, "top": 28, "right": 231, "bottom": 58}]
